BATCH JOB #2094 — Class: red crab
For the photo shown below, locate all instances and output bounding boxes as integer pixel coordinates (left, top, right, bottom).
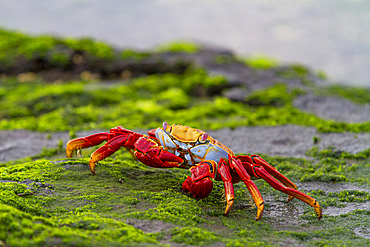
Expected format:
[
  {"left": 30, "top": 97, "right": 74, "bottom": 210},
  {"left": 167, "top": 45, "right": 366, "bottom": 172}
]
[{"left": 66, "top": 122, "right": 322, "bottom": 220}]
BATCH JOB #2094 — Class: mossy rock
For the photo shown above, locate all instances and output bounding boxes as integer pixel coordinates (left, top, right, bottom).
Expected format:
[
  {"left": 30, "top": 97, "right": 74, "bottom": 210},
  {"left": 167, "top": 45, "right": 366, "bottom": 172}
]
[{"left": 0, "top": 146, "right": 369, "bottom": 246}]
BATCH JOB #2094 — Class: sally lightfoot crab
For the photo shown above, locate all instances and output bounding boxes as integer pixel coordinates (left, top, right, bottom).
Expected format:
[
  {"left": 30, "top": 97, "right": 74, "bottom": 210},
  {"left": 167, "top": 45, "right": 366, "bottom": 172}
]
[{"left": 66, "top": 123, "right": 322, "bottom": 220}]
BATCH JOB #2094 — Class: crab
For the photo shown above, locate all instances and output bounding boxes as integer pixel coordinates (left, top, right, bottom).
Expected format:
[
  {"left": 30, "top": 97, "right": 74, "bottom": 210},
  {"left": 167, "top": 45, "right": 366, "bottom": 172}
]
[{"left": 66, "top": 122, "right": 322, "bottom": 220}]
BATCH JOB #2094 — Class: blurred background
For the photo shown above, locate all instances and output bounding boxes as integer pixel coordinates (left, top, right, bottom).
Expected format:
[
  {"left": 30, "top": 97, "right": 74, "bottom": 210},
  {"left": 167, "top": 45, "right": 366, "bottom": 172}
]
[{"left": 0, "top": 0, "right": 369, "bottom": 87}]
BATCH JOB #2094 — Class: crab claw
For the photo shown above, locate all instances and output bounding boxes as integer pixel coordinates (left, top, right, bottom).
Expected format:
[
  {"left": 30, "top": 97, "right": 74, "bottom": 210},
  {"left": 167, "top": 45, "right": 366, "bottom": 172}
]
[
  {"left": 182, "top": 176, "right": 213, "bottom": 199},
  {"left": 88, "top": 134, "right": 136, "bottom": 174},
  {"left": 66, "top": 133, "right": 110, "bottom": 157},
  {"left": 134, "top": 137, "right": 183, "bottom": 168},
  {"left": 182, "top": 161, "right": 215, "bottom": 199}
]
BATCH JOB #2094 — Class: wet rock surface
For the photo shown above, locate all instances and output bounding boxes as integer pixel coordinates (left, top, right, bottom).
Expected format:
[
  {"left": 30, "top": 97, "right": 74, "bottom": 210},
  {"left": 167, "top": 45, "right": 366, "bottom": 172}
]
[
  {"left": 209, "top": 126, "right": 369, "bottom": 157},
  {"left": 0, "top": 130, "right": 68, "bottom": 162},
  {"left": 298, "top": 182, "right": 370, "bottom": 218},
  {"left": 294, "top": 94, "right": 370, "bottom": 123},
  {"left": 126, "top": 219, "right": 176, "bottom": 233}
]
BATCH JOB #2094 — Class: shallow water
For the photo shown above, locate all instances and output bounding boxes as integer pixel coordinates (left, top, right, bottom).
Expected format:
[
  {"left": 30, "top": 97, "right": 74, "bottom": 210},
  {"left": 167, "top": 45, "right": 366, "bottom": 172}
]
[{"left": 0, "top": 0, "right": 369, "bottom": 86}]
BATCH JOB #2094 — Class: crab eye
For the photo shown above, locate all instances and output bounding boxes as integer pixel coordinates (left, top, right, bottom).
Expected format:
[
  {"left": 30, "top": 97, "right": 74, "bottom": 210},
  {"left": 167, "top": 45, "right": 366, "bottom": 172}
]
[
  {"left": 201, "top": 133, "right": 208, "bottom": 141},
  {"left": 163, "top": 122, "right": 169, "bottom": 130}
]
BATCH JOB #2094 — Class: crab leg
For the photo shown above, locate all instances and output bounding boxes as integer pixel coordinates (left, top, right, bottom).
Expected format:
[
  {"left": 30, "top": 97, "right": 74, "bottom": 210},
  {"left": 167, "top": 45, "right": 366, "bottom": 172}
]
[
  {"left": 182, "top": 159, "right": 236, "bottom": 215},
  {"left": 238, "top": 154, "right": 297, "bottom": 202},
  {"left": 252, "top": 166, "right": 322, "bottom": 219},
  {"left": 218, "top": 158, "right": 235, "bottom": 215},
  {"left": 230, "top": 156, "right": 264, "bottom": 220}
]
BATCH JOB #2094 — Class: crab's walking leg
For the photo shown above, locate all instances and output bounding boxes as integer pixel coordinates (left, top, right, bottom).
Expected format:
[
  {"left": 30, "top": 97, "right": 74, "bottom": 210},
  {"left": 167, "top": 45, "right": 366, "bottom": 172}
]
[
  {"left": 238, "top": 154, "right": 298, "bottom": 202},
  {"left": 230, "top": 156, "right": 264, "bottom": 220},
  {"left": 252, "top": 166, "right": 322, "bottom": 219},
  {"left": 218, "top": 159, "right": 235, "bottom": 216},
  {"left": 182, "top": 159, "right": 236, "bottom": 215}
]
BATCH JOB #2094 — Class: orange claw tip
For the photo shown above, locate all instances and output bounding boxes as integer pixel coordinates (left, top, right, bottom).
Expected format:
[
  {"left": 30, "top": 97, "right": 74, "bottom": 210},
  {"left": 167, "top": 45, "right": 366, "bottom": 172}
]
[
  {"left": 287, "top": 195, "right": 294, "bottom": 203},
  {"left": 66, "top": 149, "right": 73, "bottom": 158},
  {"left": 255, "top": 203, "right": 264, "bottom": 221},
  {"left": 89, "top": 160, "right": 96, "bottom": 175},
  {"left": 312, "top": 200, "right": 322, "bottom": 220},
  {"left": 223, "top": 199, "right": 234, "bottom": 216},
  {"left": 316, "top": 207, "right": 323, "bottom": 220}
]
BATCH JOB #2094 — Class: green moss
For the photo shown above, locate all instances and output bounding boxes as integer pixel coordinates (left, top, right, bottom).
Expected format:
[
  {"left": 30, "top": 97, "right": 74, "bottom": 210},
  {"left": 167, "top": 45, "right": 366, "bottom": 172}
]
[
  {"left": 316, "top": 70, "right": 328, "bottom": 80},
  {"left": 170, "top": 227, "right": 218, "bottom": 245},
  {"left": 225, "top": 239, "right": 267, "bottom": 247},
  {"left": 50, "top": 50, "right": 70, "bottom": 66},
  {"left": 129, "top": 68, "right": 226, "bottom": 95},
  {"left": 130, "top": 193, "right": 206, "bottom": 226},
  {"left": 0, "top": 30, "right": 369, "bottom": 134},
  {"left": 245, "top": 83, "right": 305, "bottom": 106},
  {"left": 0, "top": 28, "right": 115, "bottom": 66},
  {"left": 214, "top": 54, "right": 236, "bottom": 65},
  {"left": 1, "top": 75, "right": 368, "bottom": 133},
  {"left": 156, "top": 41, "right": 200, "bottom": 54},
  {"left": 306, "top": 146, "right": 370, "bottom": 159},
  {"left": 261, "top": 148, "right": 369, "bottom": 185},
  {"left": 155, "top": 88, "right": 190, "bottom": 109},
  {"left": 16, "top": 35, "right": 57, "bottom": 59},
  {"left": 0, "top": 29, "right": 28, "bottom": 65},
  {"left": 0, "top": 182, "right": 48, "bottom": 215},
  {"left": 301, "top": 172, "right": 347, "bottom": 182},
  {"left": 277, "top": 64, "right": 310, "bottom": 79},
  {"left": 0, "top": 147, "right": 369, "bottom": 246},
  {"left": 329, "top": 190, "right": 370, "bottom": 203},
  {"left": 290, "top": 64, "right": 310, "bottom": 77},
  {"left": 279, "top": 218, "right": 370, "bottom": 246},
  {"left": 63, "top": 37, "right": 114, "bottom": 59},
  {"left": 243, "top": 54, "right": 279, "bottom": 70},
  {"left": 0, "top": 160, "right": 62, "bottom": 182},
  {"left": 121, "top": 49, "right": 150, "bottom": 60},
  {"left": 315, "top": 84, "right": 370, "bottom": 105},
  {"left": 312, "top": 136, "right": 321, "bottom": 144},
  {"left": 0, "top": 203, "right": 160, "bottom": 247}
]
